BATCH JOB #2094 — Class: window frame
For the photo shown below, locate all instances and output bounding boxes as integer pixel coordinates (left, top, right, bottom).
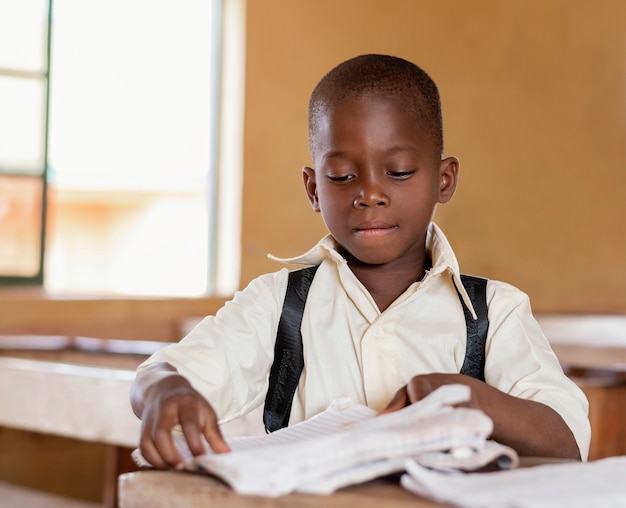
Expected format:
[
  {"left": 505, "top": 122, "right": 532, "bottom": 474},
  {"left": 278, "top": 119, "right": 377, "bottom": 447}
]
[{"left": 0, "top": 0, "right": 52, "bottom": 286}]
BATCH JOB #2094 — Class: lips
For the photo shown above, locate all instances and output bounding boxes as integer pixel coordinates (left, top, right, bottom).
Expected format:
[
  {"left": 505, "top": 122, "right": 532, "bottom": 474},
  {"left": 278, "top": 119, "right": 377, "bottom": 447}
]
[
  {"left": 354, "top": 220, "right": 396, "bottom": 231},
  {"left": 352, "top": 221, "right": 398, "bottom": 238}
]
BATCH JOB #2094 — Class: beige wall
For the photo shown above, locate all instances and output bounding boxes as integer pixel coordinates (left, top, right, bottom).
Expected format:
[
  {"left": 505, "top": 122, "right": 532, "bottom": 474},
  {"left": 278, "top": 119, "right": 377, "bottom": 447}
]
[{"left": 240, "top": 0, "right": 626, "bottom": 313}]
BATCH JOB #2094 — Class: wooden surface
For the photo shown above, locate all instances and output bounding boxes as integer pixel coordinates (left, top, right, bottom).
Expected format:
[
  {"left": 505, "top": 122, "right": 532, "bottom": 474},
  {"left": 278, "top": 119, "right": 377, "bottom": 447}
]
[
  {"left": 550, "top": 341, "right": 626, "bottom": 460},
  {"left": 117, "top": 458, "right": 571, "bottom": 508},
  {"left": 552, "top": 345, "right": 626, "bottom": 374},
  {"left": 0, "top": 290, "right": 226, "bottom": 342},
  {"left": 0, "top": 481, "right": 102, "bottom": 508},
  {"left": 580, "top": 382, "right": 626, "bottom": 459},
  {"left": 118, "top": 471, "right": 444, "bottom": 508}
]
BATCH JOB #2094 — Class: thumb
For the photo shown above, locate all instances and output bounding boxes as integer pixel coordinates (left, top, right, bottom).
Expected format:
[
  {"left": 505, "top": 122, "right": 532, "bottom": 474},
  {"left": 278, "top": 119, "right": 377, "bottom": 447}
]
[{"left": 378, "top": 386, "right": 409, "bottom": 415}]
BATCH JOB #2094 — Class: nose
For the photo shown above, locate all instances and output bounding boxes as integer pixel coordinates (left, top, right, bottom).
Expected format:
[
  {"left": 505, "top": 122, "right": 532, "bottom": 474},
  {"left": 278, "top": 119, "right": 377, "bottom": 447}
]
[{"left": 353, "top": 174, "right": 389, "bottom": 208}]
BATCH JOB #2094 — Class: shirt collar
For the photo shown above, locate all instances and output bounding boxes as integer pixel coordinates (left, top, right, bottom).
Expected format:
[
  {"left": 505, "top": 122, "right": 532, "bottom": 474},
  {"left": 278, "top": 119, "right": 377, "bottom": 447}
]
[{"left": 268, "top": 222, "right": 477, "bottom": 319}]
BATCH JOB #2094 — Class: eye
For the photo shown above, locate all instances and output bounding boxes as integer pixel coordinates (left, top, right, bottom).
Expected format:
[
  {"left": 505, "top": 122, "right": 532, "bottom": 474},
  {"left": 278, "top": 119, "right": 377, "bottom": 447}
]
[
  {"left": 327, "top": 173, "right": 354, "bottom": 183},
  {"left": 387, "top": 170, "right": 415, "bottom": 179}
]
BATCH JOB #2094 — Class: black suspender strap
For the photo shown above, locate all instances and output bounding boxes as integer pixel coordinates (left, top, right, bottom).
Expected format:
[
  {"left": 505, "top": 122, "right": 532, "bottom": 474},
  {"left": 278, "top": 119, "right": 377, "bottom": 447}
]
[
  {"left": 457, "top": 274, "right": 489, "bottom": 382},
  {"left": 263, "top": 267, "right": 489, "bottom": 432},
  {"left": 263, "top": 265, "right": 319, "bottom": 433}
]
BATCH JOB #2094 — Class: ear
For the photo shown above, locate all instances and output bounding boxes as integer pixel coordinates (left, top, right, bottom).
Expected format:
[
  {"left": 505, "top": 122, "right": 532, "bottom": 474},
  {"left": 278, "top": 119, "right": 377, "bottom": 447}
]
[
  {"left": 437, "top": 156, "right": 459, "bottom": 204},
  {"left": 302, "top": 166, "right": 321, "bottom": 212}
]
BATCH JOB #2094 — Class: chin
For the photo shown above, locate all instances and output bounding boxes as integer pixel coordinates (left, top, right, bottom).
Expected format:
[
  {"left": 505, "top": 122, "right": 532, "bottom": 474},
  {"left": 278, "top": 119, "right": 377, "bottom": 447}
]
[{"left": 346, "top": 250, "right": 397, "bottom": 267}]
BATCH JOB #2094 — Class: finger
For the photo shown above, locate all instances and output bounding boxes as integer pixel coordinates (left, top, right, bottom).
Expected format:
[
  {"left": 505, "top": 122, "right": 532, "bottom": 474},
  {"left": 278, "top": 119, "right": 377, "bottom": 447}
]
[
  {"left": 152, "top": 425, "right": 186, "bottom": 468},
  {"left": 379, "top": 386, "right": 409, "bottom": 415},
  {"left": 406, "top": 378, "right": 433, "bottom": 404},
  {"left": 139, "top": 435, "right": 168, "bottom": 469},
  {"left": 202, "top": 413, "right": 231, "bottom": 454},
  {"left": 179, "top": 406, "right": 208, "bottom": 457},
  {"left": 139, "top": 423, "right": 185, "bottom": 469}
]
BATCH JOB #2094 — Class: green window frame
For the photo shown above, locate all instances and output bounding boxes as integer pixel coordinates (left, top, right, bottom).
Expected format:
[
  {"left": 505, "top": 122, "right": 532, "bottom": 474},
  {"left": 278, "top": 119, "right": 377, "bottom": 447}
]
[{"left": 0, "top": 0, "right": 52, "bottom": 285}]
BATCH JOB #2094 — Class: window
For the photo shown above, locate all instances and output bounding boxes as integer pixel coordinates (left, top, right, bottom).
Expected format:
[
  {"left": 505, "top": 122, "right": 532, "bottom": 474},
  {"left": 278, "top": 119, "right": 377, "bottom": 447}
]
[
  {"left": 0, "top": 0, "right": 243, "bottom": 297},
  {"left": 0, "top": 0, "right": 50, "bottom": 283}
]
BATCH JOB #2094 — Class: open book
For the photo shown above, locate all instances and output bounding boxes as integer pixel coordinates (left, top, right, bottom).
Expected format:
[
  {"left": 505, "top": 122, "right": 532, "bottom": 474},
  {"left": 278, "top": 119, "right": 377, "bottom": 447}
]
[{"left": 133, "top": 384, "right": 518, "bottom": 497}]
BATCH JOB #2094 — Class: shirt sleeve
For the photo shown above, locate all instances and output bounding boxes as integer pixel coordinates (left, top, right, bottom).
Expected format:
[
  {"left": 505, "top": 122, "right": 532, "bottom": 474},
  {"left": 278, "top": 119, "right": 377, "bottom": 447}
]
[
  {"left": 483, "top": 280, "right": 592, "bottom": 460},
  {"left": 136, "top": 269, "right": 289, "bottom": 424}
]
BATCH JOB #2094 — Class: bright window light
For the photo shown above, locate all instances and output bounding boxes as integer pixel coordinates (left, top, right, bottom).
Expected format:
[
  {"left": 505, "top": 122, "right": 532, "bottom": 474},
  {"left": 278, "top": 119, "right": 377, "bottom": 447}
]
[{"left": 45, "top": 0, "right": 223, "bottom": 297}]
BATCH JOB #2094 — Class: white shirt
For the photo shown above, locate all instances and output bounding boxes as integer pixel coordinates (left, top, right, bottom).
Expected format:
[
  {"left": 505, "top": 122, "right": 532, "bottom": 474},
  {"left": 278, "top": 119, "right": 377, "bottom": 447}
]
[{"left": 138, "top": 223, "right": 591, "bottom": 459}]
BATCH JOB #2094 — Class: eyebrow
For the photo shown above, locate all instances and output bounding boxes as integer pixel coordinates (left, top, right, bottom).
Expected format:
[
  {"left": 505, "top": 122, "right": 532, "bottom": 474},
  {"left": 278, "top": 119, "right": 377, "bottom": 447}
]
[
  {"left": 321, "top": 144, "right": 417, "bottom": 163},
  {"left": 384, "top": 145, "right": 418, "bottom": 156},
  {"left": 321, "top": 150, "right": 349, "bottom": 163}
]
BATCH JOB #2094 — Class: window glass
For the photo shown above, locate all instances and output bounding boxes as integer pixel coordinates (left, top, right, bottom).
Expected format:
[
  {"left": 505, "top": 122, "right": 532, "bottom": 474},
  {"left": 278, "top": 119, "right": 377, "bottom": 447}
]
[
  {"left": 0, "top": 175, "right": 43, "bottom": 277},
  {"left": 45, "top": 0, "right": 219, "bottom": 296},
  {"left": 0, "top": 76, "right": 46, "bottom": 173},
  {"left": 0, "top": 0, "right": 48, "bottom": 72},
  {"left": 48, "top": 0, "right": 215, "bottom": 193}
]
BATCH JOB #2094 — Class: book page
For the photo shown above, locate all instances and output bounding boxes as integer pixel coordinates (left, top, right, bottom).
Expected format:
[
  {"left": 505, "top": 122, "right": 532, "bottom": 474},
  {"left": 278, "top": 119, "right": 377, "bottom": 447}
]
[
  {"left": 402, "top": 456, "right": 626, "bottom": 507},
  {"left": 133, "top": 385, "right": 518, "bottom": 497}
]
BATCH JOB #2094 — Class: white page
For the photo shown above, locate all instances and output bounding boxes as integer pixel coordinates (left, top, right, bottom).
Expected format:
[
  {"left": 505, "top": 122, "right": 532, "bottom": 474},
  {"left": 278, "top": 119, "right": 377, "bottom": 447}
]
[
  {"left": 133, "top": 385, "right": 518, "bottom": 497},
  {"left": 189, "top": 385, "right": 517, "bottom": 496},
  {"left": 402, "top": 456, "right": 626, "bottom": 508}
]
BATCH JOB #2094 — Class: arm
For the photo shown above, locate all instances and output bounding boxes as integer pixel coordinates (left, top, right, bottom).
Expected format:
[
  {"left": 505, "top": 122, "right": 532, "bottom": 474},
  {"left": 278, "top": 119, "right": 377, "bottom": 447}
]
[
  {"left": 130, "top": 362, "right": 230, "bottom": 469},
  {"left": 130, "top": 271, "right": 288, "bottom": 468},
  {"left": 383, "top": 281, "right": 588, "bottom": 460},
  {"left": 382, "top": 373, "right": 581, "bottom": 460}
]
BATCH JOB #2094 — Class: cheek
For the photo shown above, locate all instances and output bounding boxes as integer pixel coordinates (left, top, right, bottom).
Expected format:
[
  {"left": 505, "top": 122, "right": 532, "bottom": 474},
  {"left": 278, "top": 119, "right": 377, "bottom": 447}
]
[
  {"left": 317, "top": 196, "right": 346, "bottom": 228},
  {"left": 316, "top": 186, "right": 344, "bottom": 212},
  {"left": 318, "top": 200, "right": 337, "bottom": 223},
  {"left": 403, "top": 182, "right": 439, "bottom": 205}
]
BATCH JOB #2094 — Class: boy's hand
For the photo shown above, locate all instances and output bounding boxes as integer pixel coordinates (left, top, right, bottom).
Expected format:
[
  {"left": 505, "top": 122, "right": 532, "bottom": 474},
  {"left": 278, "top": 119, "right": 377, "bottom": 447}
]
[
  {"left": 380, "top": 372, "right": 581, "bottom": 460},
  {"left": 132, "top": 363, "right": 230, "bottom": 469},
  {"left": 381, "top": 373, "right": 479, "bottom": 414}
]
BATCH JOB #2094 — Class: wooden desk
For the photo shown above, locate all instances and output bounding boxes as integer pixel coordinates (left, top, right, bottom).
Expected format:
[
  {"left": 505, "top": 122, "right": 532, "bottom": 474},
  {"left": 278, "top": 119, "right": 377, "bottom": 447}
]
[
  {"left": 537, "top": 315, "right": 626, "bottom": 460},
  {"left": 118, "top": 470, "right": 443, "bottom": 508},
  {"left": 549, "top": 342, "right": 626, "bottom": 460},
  {"left": 117, "top": 458, "right": 569, "bottom": 508},
  {"left": 0, "top": 355, "right": 265, "bottom": 507}
]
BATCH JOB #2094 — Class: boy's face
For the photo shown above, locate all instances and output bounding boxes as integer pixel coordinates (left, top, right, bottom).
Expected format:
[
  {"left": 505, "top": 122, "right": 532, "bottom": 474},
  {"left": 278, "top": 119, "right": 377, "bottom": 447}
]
[{"left": 303, "top": 93, "right": 458, "bottom": 267}]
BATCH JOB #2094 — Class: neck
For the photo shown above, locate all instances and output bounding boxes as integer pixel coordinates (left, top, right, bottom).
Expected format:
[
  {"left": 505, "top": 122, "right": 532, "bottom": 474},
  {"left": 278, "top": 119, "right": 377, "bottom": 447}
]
[{"left": 344, "top": 252, "right": 430, "bottom": 312}]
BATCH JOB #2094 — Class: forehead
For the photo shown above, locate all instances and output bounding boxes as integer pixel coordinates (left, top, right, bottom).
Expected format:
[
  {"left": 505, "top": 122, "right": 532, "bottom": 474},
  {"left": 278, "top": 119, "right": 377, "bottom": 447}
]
[{"left": 310, "top": 93, "right": 434, "bottom": 157}]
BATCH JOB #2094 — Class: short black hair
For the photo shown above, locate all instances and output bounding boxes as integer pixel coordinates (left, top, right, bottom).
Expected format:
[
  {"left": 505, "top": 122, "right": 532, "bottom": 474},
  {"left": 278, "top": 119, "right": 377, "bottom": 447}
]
[{"left": 308, "top": 54, "right": 443, "bottom": 157}]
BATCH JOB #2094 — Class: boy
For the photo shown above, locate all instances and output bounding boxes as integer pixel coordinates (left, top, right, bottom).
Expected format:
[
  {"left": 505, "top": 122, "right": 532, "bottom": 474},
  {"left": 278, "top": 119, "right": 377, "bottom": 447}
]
[{"left": 131, "top": 54, "right": 590, "bottom": 468}]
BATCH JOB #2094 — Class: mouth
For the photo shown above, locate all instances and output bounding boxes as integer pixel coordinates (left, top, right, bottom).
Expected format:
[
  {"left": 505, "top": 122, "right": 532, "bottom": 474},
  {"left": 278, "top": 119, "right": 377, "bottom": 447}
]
[{"left": 352, "top": 222, "right": 398, "bottom": 238}]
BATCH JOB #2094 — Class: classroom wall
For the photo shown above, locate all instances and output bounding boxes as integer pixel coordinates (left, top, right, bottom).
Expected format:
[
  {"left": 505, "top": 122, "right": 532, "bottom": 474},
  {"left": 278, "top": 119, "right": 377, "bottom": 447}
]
[{"left": 240, "top": 0, "right": 626, "bottom": 313}]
